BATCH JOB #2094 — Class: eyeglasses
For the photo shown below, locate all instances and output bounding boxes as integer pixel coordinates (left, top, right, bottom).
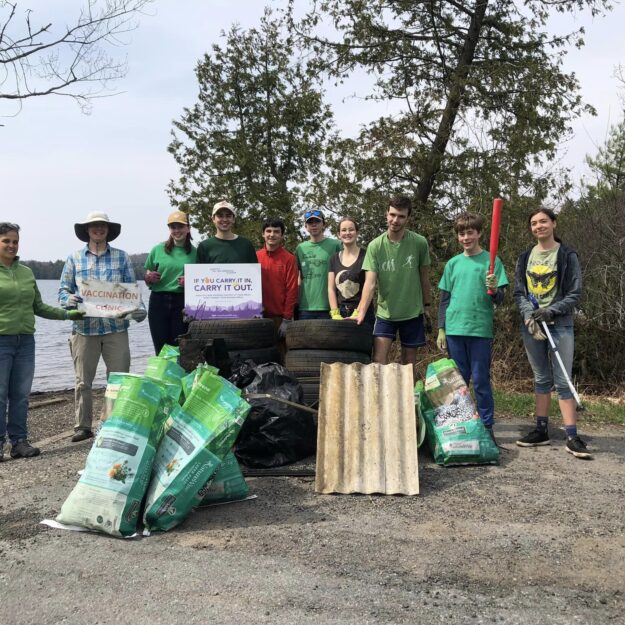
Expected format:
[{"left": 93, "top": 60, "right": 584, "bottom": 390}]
[{"left": 0, "top": 222, "right": 20, "bottom": 234}]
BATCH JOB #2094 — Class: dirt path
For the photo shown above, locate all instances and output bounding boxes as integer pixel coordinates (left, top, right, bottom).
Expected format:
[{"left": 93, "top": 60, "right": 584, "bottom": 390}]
[{"left": 1, "top": 396, "right": 624, "bottom": 625}]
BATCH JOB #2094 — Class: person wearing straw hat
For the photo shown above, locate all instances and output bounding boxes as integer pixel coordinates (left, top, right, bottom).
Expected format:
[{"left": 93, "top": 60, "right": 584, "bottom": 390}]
[
  {"left": 144, "top": 210, "right": 197, "bottom": 354},
  {"left": 59, "top": 212, "right": 146, "bottom": 443}
]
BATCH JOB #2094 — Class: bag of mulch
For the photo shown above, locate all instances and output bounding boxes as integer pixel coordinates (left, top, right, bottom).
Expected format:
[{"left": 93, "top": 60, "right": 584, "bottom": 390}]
[
  {"left": 158, "top": 344, "right": 180, "bottom": 362},
  {"left": 101, "top": 372, "right": 143, "bottom": 422},
  {"left": 56, "top": 377, "right": 166, "bottom": 536},
  {"left": 180, "top": 364, "right": 232, "bottom": 402},
  {"left": 143, "top": 371, "right": 250, "bottom": 533},
  {"left": 231, "top": 362, "right": 315, "bottom": 469},
  {"left": 197, "top": 451, "right": 250, "bottom": 506},
  {"left": 144, "top": 356, "right": 186, "bottom": 403},
  {"left": 418, "top": 358, "right": 499, "bottom": 466}
]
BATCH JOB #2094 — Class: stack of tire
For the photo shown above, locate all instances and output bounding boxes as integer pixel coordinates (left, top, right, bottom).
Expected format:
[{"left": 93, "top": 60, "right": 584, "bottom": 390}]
[
  {"left": 182, "top": 319, "right": 280, "bottom": 369},
  {"left": 285, "top": 319, "right": 373, "bottom": 406}
]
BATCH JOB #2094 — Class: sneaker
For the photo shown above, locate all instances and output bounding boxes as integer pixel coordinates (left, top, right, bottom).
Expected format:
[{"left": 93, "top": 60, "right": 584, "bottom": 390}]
[
  {"left": 566, "top": 436, "right": 591, "bottom": 459},
  {"left": 71, "top": 429, "right": 94, "bottom": 443},
  {"left": 10, "top": 440, "right": 41, "bottom": 459},
  {"left": 486, "top": 427, "right": 507, "bottom": 451},
  {"left": 516, "top": 429, "right": 550, "bottom": 447}
]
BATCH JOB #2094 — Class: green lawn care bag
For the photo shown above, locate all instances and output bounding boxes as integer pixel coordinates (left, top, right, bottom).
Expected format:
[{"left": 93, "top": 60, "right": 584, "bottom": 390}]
[
  {"left": 143, "top": 371, "right": 251, "bottom": 533},
  {"left": 198, "top": 451, "right": 249, "bottom": 506},
  {"left": 56, "top": 377, "right": 165, "bottom": 536},
  {"left": 158, "top": 344, "right": 180, "bottom": 362},
  {"left": 418, "top": 358, "right": 499, "bottom": 466},
  {"left": 144, "top": 356, "right": 186, "bottom": 403},
  {"left": 180, "top": 363, "right": 220, "bottom": 401},
  {"left": 101, "top": 372, "right": 143, "bottom": 422}
]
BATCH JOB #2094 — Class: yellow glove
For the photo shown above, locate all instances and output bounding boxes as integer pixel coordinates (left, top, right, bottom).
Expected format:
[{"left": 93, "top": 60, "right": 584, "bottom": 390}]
[
  {"left": 436, "top": 328, "right": 447, "bottom": 351},
  {"left": 349, "top": 308, "right": 359, "bottom": 319},
  {"left": 330, "top": 308, "right": 343, "bottom": 320}
]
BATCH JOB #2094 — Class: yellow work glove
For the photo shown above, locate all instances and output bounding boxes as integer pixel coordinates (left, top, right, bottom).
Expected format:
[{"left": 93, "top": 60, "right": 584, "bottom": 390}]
[
  {"left": 436, "top": 328, "right": 447, "bottom": 351},
  {"left": 330, "top": 308, "right": 343, "bottom": 320},
  {"left": 349, "top": 308, "right": 359, "bottom": 319}
]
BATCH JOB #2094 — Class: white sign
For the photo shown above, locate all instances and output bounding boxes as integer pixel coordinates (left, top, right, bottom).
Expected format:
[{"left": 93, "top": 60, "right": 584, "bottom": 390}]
[
  {"left": 184, "top": 264, "right": 262, "bottom": 320},
  {"left": 77, "top": 279, "right": 142, "bottom": 318}
]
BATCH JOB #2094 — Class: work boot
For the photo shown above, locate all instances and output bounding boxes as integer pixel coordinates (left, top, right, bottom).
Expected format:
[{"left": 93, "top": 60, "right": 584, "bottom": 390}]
[
  {"left": 516, "top": 429, "right": 550, "bottom": 447},
  {"left": 566, "top": 436, "right": 591, "bottom": 459},
  {"left": 71, "top": 429, "right": 94, "bottom": 443},
  {"left": 10, "top": 440, "right": 41, "bottom": 459}
]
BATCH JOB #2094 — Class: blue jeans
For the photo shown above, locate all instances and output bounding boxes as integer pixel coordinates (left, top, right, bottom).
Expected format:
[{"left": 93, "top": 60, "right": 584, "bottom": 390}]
[
  {"left": 0, "top": 335, "right": 36, "bottom": 445},
  {"left": 446, "top": 335, "right": 494, "bottom": 428},
  {"left": 521, "top": 324, "right": 574, "bottom": 400}
]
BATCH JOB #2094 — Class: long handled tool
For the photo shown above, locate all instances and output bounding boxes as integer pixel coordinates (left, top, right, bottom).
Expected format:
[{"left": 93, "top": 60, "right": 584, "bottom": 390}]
[
  {"left": 528, "top": 294, "right": 584, "bottom": 411},
  {"left": 488, "top": 198, "right": 504, "bottom": 295}
]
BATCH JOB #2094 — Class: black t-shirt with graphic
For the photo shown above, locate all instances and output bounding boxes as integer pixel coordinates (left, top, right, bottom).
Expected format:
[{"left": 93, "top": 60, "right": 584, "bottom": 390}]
[{"left": 329, "top": 248, "right": 367, "bottom": 309}]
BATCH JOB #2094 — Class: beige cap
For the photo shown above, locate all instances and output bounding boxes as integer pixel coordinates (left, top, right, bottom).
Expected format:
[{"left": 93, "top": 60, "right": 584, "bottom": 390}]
[
  {"left": 167, "top": 210, "right": 189, "bottom": 225},
  {"left": 212, "top": 200, "right": 236, "bottom": 217}
]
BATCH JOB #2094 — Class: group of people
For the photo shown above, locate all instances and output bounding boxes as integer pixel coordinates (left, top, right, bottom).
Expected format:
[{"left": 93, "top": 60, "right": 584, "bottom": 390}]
[{"left": 0, "top": 195, "right": 589, "bottom": 462}]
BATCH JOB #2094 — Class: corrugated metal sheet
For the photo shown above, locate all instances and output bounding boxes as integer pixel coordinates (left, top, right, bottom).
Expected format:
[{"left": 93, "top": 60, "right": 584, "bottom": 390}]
[{"left": 315, "top": 362, "right": 419, "bottom": 495}]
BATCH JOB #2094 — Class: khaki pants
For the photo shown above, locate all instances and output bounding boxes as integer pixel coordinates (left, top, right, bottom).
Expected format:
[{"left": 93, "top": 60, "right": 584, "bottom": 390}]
[{"left": 69, "top": 331, "right": 130, "bottom": 431}]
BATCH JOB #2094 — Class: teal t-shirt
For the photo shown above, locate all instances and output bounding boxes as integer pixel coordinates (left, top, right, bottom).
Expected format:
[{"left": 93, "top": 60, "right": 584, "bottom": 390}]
[
  {"left": 196, "top": 236, "right": 258, "bottom": 264},
  {"left": 295, "top": 238, "right": 342, "bottom": 311},
  {"left": 363, "top": 230, "right": 430, "bottom": 321},
  {"left": 438, "top": 250, "right": 508, "bottom": 338},
  {"left": 145, "top": 243, "right": 197, "bottom": 293}
]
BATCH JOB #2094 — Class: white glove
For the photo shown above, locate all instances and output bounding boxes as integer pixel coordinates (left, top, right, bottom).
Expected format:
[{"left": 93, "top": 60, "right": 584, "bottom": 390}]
[
  {"left": 526, "top": 318, "right": 547, "bottom": 340},
  {"left": 278, "top": 318, "right": 292, "bottom": 339}
]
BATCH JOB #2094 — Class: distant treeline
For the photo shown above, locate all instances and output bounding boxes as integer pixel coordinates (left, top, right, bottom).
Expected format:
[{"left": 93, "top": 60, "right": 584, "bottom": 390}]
[{"left": 23, "top": 253, "right": 148, "bottom": 280}]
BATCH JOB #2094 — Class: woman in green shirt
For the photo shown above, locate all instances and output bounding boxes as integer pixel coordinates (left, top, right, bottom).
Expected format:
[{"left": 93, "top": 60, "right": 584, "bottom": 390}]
[
  {"left": 0, "top": 223, "right": 83, "bottom": 461},
  {"left": 144, "top": 211, "right": 197, "bottom": 354}
]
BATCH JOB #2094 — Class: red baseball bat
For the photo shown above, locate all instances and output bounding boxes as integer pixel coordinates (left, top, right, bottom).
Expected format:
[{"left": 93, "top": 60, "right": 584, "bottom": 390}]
[{"left": 488, "top": 198, "right": 503, "bottom": 295}]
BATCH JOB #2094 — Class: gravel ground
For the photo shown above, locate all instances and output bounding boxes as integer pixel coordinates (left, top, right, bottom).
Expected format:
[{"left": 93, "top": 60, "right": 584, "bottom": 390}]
[{"left": 1, "top": 392, "right": 624, "bottom": 625}]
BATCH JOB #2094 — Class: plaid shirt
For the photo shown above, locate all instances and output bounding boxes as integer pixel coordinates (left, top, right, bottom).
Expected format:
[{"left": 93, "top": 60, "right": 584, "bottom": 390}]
[{"left": 59, "top": 245, "right": 142, "bottom": 336}]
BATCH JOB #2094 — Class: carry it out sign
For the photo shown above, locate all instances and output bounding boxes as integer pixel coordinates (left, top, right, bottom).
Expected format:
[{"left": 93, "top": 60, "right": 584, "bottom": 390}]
[{"left": 184, "top": 264, "right": 262, "bottom": 320}]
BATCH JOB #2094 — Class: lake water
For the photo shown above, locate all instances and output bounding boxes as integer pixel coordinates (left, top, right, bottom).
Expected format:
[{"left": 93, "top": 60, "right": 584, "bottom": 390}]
[{"left": 33, "top": 280, "right": 154, "bottom": 392}]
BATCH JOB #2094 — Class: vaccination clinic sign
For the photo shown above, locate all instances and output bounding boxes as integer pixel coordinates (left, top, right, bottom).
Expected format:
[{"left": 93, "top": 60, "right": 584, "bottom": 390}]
[
  {"left": 184, "top": 264, "right": 262, "bottom": 320},
  {"left": 77, "top": 279, "right": 143, "bottom": 318}
]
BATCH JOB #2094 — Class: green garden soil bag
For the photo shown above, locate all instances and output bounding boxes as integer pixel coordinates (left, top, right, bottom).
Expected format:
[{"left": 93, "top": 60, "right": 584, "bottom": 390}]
[
  {"left": 180, "top": 363, "right": 220, "bottom": 401},
  {"left": 144, "top": 356, "right": 186, "bottom": 402},
  {"left": 56, "top": 377, "right": 166, "bottom": 536},
  {"left": 143, "top": 371, "right": 251, "bottom": 533},
  {"left": 158, "top": 344, "right": 180, "bottom": 362},
  {"left": 101, "top": 372, "right": 143, "bottom": 422},
  {"left": 418, "top": 358, "right": 499, "bottom": 466},
  {"left": 198, "top": 451, "right": 249, "bottom": 506}
]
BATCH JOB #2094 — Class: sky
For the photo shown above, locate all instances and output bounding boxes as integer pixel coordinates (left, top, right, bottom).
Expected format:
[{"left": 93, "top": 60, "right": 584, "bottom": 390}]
[{"left": 2, "top": 0, "right": 624, "bottom": 261}]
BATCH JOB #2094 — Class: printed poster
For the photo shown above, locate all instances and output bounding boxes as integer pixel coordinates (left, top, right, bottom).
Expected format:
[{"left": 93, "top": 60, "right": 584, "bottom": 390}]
[{"left": 184, "top": 264, "right": 262, "bottom": 320}]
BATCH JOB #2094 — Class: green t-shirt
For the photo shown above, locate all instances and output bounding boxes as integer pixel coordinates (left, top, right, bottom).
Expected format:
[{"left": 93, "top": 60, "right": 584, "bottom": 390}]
[
  {"left": 144, "top": 243, "right": 197, "bottom": 293},
  {"left": 438, "top": 250, "right": 508, "bottom": 338},
  {"left": 363, "top": 230, "right": 430, "bottom": 321},
  {"left": 196, "top": 236, "right": 258, "bottom": 264},
  {"left": 526, "top": 244, "right": 559, "bottom": 308},
  {"left": 295, "top": 238, "right": 342, "bottom": 311}
]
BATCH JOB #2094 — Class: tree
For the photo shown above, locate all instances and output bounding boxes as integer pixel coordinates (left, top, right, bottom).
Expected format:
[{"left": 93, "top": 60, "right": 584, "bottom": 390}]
[
  {"left": 167, "top": 9, "right": 334, "bottom": 244},
  {"left": 0, "top": 0, "right": 152, "bottom": 117},
  {"left": 295, "top": 0, "right": 610, "bottom": 226}
]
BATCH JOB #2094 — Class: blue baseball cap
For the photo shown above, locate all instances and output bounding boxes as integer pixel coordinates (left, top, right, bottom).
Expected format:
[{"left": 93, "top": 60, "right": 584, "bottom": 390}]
[{"left": 304, "top": 209, "right": 324, "bottom": 222}]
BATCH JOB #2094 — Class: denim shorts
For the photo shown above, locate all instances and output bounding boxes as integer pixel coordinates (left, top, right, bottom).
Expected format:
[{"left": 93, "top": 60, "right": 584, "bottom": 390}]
[
  {"left": 521, "top": 323, "right": 574, "bottom": 400},
  {"left": 373, "top": 315, "right": 425, "bottom": 348}
]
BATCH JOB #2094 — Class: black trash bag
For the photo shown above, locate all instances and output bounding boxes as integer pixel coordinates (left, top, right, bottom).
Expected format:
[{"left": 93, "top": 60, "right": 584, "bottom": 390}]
[
  {"left": 232, "top": 362, "right": 316, "bottom": 468},
  {"left": 229, "top": 357, "right": 258, "bottom": 389}
]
